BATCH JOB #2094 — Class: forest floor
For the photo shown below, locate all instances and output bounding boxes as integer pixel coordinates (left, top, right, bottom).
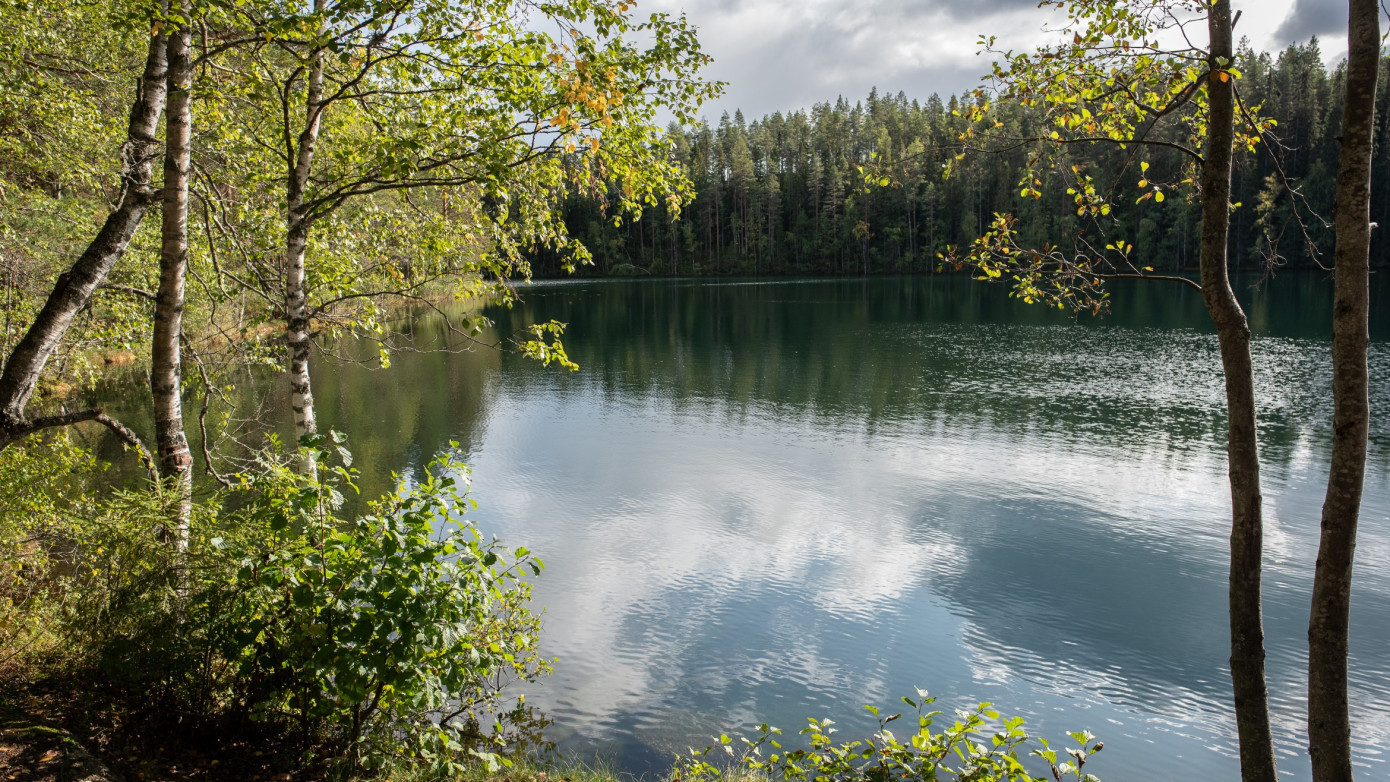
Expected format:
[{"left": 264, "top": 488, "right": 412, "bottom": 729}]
[
  {"left": 2, "top": 677, "right": 648, "bottom": 782},
  {"left": 1, "top": 675, "right": 309, "bottom": 782},
  {"left": 0, "top": 700, "right": 118, "bottom": 782}
]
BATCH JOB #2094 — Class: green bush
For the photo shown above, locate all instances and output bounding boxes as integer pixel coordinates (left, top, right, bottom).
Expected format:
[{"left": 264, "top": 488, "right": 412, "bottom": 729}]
[
  {"left": 3, "top": 432, "right": 549, "bottom": 775},
  {"left": 0, "top": 435, "right": 192, "bottom": 672},
  {"left": 207, "top": 437, "right": 550, "bottom": 772},
  {"left": 0, "top": 435, "right": 100, "bottom": 669},
  {"left": 676, "top": 691, "right": 1102, "bottom": 782}
]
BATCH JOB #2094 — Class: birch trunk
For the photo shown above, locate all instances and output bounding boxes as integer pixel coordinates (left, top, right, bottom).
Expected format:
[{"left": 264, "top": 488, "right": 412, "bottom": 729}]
[
  {"left": 1199, "top": 6, "right": 1278, "bottom": 782},
  {"left": 0, "top": 29, "right": 168, "bottom": 448},
  {"left": 153, "top": 11, "right": 194, "bottom": 549},
  {"left": 284, "top": 1, "right": 326, "bottom": 473},
  {"left": 1307, "top": 2, "right": 1379, "bottom": 779}
]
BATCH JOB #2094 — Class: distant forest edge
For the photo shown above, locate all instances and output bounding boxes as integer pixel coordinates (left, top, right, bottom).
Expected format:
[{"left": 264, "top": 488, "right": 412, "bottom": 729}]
[{"left": 530, "top": 40, "right": 1390, "bottom": 278}]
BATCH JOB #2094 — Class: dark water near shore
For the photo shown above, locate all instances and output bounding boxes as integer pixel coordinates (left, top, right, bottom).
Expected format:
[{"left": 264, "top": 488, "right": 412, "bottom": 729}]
[{"left": 108, "top": 272, "right": 1390, "bottom": 780}]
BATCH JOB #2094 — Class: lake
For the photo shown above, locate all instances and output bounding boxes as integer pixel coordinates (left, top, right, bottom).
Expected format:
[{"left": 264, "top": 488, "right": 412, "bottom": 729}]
[{"left": 117, "top": 273, "right": 1390, "bottom": 781}]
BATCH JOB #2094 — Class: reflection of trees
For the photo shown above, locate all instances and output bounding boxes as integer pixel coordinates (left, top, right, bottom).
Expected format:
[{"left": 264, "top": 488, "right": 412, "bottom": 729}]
[
  {"left": 89, "top": 305, "right": 500, "bottom": 502},
  {"left": 309, "top": 309, "right": 501, "bottom": 502},
  {"left": 89, "top": 274, "right": 1387, "bottom": 491},
  {"left": 487, "top": 276, "right": 1388, "bottom": 477}
]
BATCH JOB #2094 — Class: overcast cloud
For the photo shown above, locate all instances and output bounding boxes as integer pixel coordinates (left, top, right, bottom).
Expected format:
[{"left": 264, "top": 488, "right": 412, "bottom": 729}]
[
  {"left": 645, "top": 0, "right": 1378, "bottom": 122},
  {"left": 1274, "top": 0, "right": 1348, "bottom": 42}
]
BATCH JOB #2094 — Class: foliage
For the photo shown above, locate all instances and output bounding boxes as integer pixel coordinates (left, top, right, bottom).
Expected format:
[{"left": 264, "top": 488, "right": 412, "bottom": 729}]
[
  {"left": 676, "top": 691, "right": 1103, "bottom": 782},
  {"left": 0, "top": 0, "right": 166, "bottom": 399},
  {"left": 930, "top": 0, "right": 1270, "bottom": 313},
  {"left": 0, "top": 432, "right": 548, "bottom": 775},
  {"left": 0, "top": 0, "right": 144, "bottom": 193},
  {"left": 0, "top": 435, "right": 203, "bottom": 673},
  {"left": 208, "top": 437, "right": 551, "bottom": 772},
  {"left": 0, "top": 436, "right": 101, "bottom": 669},
  {"left": 182, "top": 0, "right": 719, "bottom": 372},
  {"left": 1, "top": 0, "right": 719, "bottom": 444}
]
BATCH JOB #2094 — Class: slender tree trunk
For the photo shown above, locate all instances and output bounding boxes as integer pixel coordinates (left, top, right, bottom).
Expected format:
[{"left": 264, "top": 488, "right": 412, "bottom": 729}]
[
  {"left": 908, "top": 195, "right": 916, "bottom": 270},
  {"left": 154, "top": 10, "right": 194, "bottom": 549},
  {"left": 704, "top": 197, "right": 712, "bottom": 266},
  {"left": 0, "top": 29, "right": 169, "bottom": 449},
  {"left": 1199, "top": 6, "right": 1278, "bottom": 782},
  {"left": 284, "top": 7, "right": 326, "bottom": 473},
  {"left": 929, "top": 195, "right": 936, "bottom": 271},
  {"left": 1308, "top": 2, "right": 1379, "bottom": 779},
  {"left": 715, "top": 186, "right": 722, "bottom": 272}
]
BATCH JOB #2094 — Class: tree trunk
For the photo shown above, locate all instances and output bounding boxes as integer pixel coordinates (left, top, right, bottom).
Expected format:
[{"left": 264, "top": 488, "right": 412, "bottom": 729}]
[
  {"left": 154, "top": 10, "right": 195, "bottom": 549},
  {"left": 284, "top": 3, "right": 327, "bottom": 474},
  {"left": 1199, "top": 6, "right": 1278, "bottom": 782},
  {"left": 0, "top": 29, "right": 169, "bottom": 449},
  {"left": 1308, "top": 2, "right": 1379, "bottom": 779}
]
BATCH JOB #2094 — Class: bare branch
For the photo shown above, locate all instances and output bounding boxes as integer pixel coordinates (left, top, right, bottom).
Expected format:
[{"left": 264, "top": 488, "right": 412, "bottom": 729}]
[{"left": 99, "top": 282, "right": 158, "bottom": 301}]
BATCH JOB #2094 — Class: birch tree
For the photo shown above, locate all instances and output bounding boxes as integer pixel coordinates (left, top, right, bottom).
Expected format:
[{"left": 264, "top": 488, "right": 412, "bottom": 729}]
[
  {"left": 198, "top": 0, "right": 715, "bottom": 470},
  {"left": 153, "top": 0, "right": 195, "bottom": 547},
  {"left": 0, "top": 0, "right": 167, "bottom": 472}
]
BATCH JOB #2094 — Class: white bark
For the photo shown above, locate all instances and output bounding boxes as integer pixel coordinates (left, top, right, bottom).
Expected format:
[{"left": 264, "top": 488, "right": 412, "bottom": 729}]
[
  {"left": 284, "top": 0, "right": 327, "bottom": 474},
  {"left": 154, "top": 8, "right": 195, "bottom": 549}
]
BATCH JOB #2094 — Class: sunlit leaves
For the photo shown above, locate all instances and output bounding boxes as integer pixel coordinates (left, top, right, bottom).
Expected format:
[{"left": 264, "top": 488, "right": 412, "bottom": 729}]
[
  {"left": 220, "top": 441, "right": 551, "bottom": 774},
  {"left": 938, "top": 0, "right": 1274, "bottom": 313},
  {"left": 677, "top": 692, "right": 1105, "bottom": 782},
  {"left": 191, "top": 0, "right": 717, "bottom": 378}
]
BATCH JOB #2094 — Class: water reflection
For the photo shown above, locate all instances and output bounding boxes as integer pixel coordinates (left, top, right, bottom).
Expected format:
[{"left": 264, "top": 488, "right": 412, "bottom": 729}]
[{"left": 97, "top": 274, "right": 1390, "bottom": 781}]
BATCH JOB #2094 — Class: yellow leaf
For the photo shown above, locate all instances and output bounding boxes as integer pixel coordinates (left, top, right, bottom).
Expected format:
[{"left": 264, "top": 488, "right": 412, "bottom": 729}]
[{"left": 1155, "top": 191, "right": 1165, "bottom": 202}]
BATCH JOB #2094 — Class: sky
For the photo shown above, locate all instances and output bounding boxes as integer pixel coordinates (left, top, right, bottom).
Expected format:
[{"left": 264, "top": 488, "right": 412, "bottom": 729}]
[{"left": 643, "top": 0, "right": 1362, "bottom": 122}]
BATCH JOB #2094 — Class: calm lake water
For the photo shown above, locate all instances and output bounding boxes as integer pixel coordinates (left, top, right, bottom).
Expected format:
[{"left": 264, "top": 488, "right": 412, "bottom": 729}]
[{"left": 114, "top": 273, "right": 1390, "bottom": 781}]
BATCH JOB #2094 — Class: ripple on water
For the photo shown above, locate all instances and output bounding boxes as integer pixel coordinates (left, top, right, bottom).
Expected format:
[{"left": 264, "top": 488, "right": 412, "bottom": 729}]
[{"left": 415, "top": 279, "right": 1390, "bottom": 781}]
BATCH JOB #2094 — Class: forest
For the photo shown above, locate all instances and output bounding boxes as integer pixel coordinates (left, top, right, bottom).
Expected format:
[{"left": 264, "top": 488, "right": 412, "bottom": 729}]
[{"left": 541, "top": 39, "right": 1390, "bottom": 278}]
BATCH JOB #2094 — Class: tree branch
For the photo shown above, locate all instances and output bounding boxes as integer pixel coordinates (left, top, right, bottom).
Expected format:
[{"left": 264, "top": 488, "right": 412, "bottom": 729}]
[
  {"left": 99, "top": 282, "right": 159, "bottom": 301},
  {"left": 22, "top": 409, "right": 158, "bottom": 484}
]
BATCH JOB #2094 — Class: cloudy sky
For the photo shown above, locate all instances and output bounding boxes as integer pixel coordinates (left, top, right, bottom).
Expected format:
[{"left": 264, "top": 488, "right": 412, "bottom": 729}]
[{"left": 644, "top": 0, "right": 1361, "bottom": 121}]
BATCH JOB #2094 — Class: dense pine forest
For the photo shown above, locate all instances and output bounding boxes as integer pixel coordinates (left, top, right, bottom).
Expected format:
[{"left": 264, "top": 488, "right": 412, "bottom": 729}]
[{"left": 537, "top": 40, "right": 1390, "bottom": 277}]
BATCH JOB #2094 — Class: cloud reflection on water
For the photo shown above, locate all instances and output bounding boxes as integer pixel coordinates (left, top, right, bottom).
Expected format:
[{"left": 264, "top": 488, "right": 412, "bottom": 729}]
[{"left": 298, "top": 277, "right": 1389, "bottom": 781}]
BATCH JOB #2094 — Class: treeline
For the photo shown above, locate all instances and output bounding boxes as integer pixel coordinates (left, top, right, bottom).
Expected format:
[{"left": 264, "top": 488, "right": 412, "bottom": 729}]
[{"left": 537, "top": 39, "right": 1390, "bottom": 277}]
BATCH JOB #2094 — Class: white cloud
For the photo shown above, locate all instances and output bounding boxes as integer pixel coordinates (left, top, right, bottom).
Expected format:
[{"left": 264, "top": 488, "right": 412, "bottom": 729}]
[
  {"left": 646, "top": 0, "right": 1066, "bottom": 119},
  {"left": 634, "top": 0, "right": 1374, "bottom": 122}
]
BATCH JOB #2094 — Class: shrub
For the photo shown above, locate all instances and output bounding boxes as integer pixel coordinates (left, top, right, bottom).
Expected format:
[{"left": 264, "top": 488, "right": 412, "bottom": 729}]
[
  {"left": 675, "top": 690, "right": 1102, "bottom": 782},
  {"left": 5, "top": 432, "right": 549, "bottom": 775},
  {"left": 0, "top": 435, "right": 100, "bottom": 670},
  {"left": 207, "top": 437, "right": 550, "bottom": 772}
]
